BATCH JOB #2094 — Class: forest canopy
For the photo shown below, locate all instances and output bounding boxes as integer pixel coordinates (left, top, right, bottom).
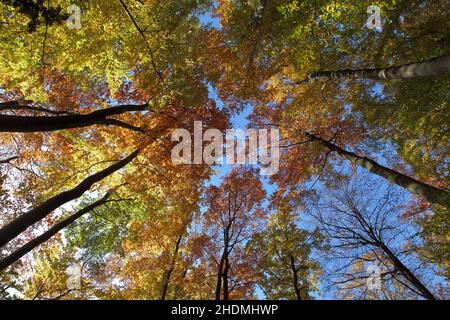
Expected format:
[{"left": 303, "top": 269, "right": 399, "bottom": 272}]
[{"left": 0, "top": 0, "right": 449, "bottom": 300}]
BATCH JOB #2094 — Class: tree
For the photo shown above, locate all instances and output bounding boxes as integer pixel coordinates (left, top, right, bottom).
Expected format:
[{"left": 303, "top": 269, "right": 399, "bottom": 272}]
[
  {"left": 21, "top": 242, "right": 96, "bottom": 300},
  {"left": 0, "top": 149, "right": 139, "bottom": 248},
  {"left": 248, "top": 199, "right": 325, "bottom": 300},
  {"left": 0, "top": 103, "right": 148, "bottom": 133},
  {"left": 403, "top": 202, "right": 450, "bottom": 285},
  {"left": 305, "top": 132, "right": 450, "bottom": 209},
  {"left": 214, "top": 0, "right": 450, "bottom": 209},
  {"left": 0, "top": 193, "right": 111, "bottom": 271},
  {"left": 201, "top": 168, "right": 266, "bottom": 300},
  {"left": 298, "top": 54, "right": 450, "bottom": 83},
  {"left": 107, "top": 196, "right": 199, "bottom": 300},
  {"left": 310, "top": 173, "right": 439, "bottom": 300}
]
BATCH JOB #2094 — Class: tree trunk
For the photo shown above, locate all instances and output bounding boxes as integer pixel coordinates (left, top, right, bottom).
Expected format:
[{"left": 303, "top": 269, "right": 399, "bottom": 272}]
[
  {"left": 173, "top": 268, "right": 188, "bottom": 299},
  {"left": 300, "top": 54, "right": 450, "bottom": 83},
  {"left": 0, "top": 194, "right": 110, "bottom": 271},
  {"left": 222, "top": 255, "right": 230, "bottom": 300},
  {"left": 0, "top": 149, "right": 140, "bottom": 248},
  {"left": 160, "top": 232, "right": 183, "bottom": 300},
  {"left": 216, "top": 221, "right": 233, "bottom": 300},
  {"left": 379, "top": 243, "right": 436, "bottom": 300},
  {"left": 306, "top": 133, "right": 450, "bottom": 208},
  {"left": 0, "top": 104, "right": 147, "bottom": 132},
  {"left": 290, "top": 255, "right": 302, "bottom": 300},
  {"left": 215, "top": 249, "right": 226, "bottom": 300}
]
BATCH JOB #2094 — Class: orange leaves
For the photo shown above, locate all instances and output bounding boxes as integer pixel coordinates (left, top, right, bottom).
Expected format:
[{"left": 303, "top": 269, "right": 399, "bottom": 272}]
[
  {"left": 203, "top": 167, "right": 266, "bottom": 227},
  {"left": 199, "top": 167, "right": 266, "bottom": 298}
]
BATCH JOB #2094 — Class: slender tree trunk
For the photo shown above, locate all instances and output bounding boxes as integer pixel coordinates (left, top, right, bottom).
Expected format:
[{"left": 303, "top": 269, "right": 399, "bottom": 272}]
[
  {"left": 306, "top": 133, "right": 450, "bottom": 208},
  {"left": 379, "top": 243, "right": 436, "bottom": 300},
  {"left": 215, "top": 249, "right": 226, "bottom": 300},
  {"left": 118, "top": 0, "right": 164, "bottom": 83},
  {"left": 161, "top": 232, "right": 183, "bottom": 300},
  {"left": 0, "top": 149, "right": 140, "bottom": 248},
  {"left": 290, "top": 255, "right": 302, "bottom": 300},
  {"left": 216, "top": 222, "right": 233, "bottom": 300},
  {"left": 173, "top": 268, "right": 188, "bottom": 299},
  {"left": 300, "top": 54, "right": 450, "bottom": 83},
  {"left": 222, "top": 255, "right": 230, "bottom": 300},
  {"left": 0, "top": 194, "right": 110, "bottom": 271},
  {"left": 0, "top": 104, "right": 147, "bottom": 132}
]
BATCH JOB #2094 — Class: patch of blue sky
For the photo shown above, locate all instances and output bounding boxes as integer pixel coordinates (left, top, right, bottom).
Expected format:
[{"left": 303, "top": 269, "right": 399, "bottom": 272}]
[
  {"left": 198, "top": 2, "right": 221, "bottom": 30},
  {"left": 206, "top": 83, "right": 224, "bottom": 109},
  {"left": 204, "top": 85, "right": 277, "bottom": 194}
]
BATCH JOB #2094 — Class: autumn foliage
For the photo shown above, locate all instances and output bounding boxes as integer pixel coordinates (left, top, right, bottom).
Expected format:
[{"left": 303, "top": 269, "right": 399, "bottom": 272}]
[{"left": 0, "top": 0, "right": 449, "bottom": 300}]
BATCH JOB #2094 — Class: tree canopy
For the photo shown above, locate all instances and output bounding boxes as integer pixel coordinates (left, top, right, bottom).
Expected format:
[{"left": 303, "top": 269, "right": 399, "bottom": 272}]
[{"left": 0, "top": 0, "right": 448, "bottom": 300}]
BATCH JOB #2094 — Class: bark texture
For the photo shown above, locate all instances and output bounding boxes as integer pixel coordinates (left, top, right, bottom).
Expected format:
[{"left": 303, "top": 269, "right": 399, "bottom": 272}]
[
  {"left": 300, "top": 54, "right": 450, "bottom": 83},
  {"left": 306, "top": 133, "right": 450, "bottom": 208},
  {"left": 0, "top": 104, "right": 147, "bottom": 132}
]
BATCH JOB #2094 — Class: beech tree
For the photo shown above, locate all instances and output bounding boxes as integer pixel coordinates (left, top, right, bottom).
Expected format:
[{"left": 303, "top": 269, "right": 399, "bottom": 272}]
[
  {"left": 0, "top": 193, "right": 111, "bottom": 271},
  {"left": 248, "top": 199, "right": 325, "bottom": 300},
  {"left": 202, "top": 168, "right": 265, "bottom": 300},
  {"left": 311, "top": 174, "right": 439, "bottom": 300},
  {"left": 305, "top": 132, "right": 450, "bottom": 209},
  {"left": 298, "top": 54, "right": 450, "bottom": 83},
  {"left": 0, "top": 149, "right": 140, "bottom": 248},
  {"left": 0, "top": 103, "right": 149, "bottom": 133}
]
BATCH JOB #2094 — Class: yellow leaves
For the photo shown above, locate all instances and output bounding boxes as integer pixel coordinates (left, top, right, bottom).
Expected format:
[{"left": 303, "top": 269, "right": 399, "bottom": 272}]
[
  {"left": 282, "top": 0, "right": 302, "bottom": 14},
  {"left": 264, "top": 75, "right": 289, "bottom": 104},
  {"left": 0, "top": 0, "right": 206, "bottom": 101},
  {"left": 309, "top": 272, "right": 318, "bottom": 291},
  {"left": 323, "top": 3, "right": 341, "bottom": 15}
]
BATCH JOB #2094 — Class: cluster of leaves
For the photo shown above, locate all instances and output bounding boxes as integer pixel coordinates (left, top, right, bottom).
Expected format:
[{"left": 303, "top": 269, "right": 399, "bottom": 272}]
[{"left": 1, "top": 0, "right": 69, "bottom": 32}]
